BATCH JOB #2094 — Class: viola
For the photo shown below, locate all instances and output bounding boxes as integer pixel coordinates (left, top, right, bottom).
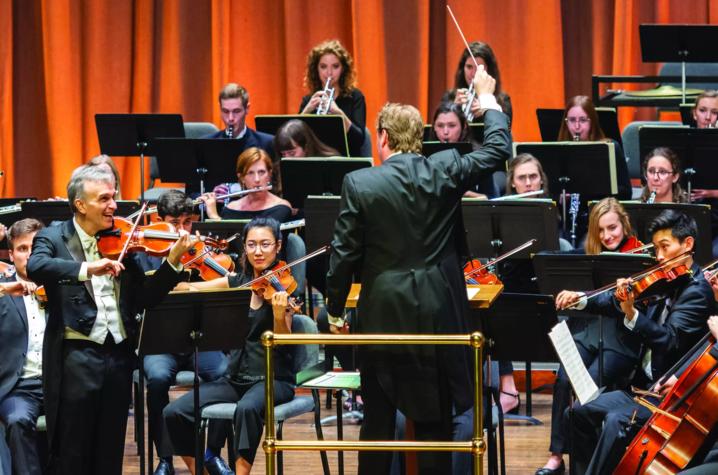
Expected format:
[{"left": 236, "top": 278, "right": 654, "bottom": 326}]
[
  {"left": 179, "top": 241, "right": 235, "bottom": 281},
  {"left": 614, "top": 333, "right": 718, "bottom": 474},
  {"left": 97, "top": 217, "right": 225, "bottom": 260},
  {"left": 463, "top": 239, "right": 537, "bottom": 285}
]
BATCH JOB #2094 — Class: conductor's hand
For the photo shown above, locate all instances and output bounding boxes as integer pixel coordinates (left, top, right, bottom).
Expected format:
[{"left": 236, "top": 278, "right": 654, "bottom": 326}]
[
  {"left": 87, "top": 258, "right": 125, "bottom": 278},
  {"left": 167, "top": 232, "right": 195, "bottom": 268},
  {"left": 555, "top": 290, "right": 582, "bottom": 310},
  {"left": 0, "top": 280, "right": 37, "bottom": 297},
  {"left": 472, "top": 64, "right": 496, "bottom": 96}
]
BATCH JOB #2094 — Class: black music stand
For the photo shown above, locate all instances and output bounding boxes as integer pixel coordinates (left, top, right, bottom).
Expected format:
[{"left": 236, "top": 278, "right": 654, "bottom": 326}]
[
  {"left": 679, "top": 103, "right": 696, "bottom": 127},
  {"left": 461, "top": 199, "right": 560, "bottom": 258},
  {"left": 20, "top": 201, "right": 140, "bottom": 226},
  {"left": 611, "top": 201, "right": 713, "bottom": 265},
  {"left": 255, "top": 115, "right": 350, "bottom": 157},
  {"left": 423, "top": 123, "right": 485, "bottom": 144},
  {"left": 421, "top": 141, "right": 472, "bottom": 157},
  {"left": 471, "top": 293, "right": 559, "bottom": 427},
  {"left": 280, "top": 158, "right": 372, "bottom": 211},
  {"left": 150, "top": 138, "right": 247, "bottom": 204},
  {"left": 533, "top": 252, "right": 654, "bottom": 386},
  {"left": 536, "top": 108, "right": 622, "bottom": 147},
  {"left": 0, "top": 198, "right": 35, "bottom": 228},
  {"left": 638, "top": 126, "right": 718, "bottom": 195},
  {"left": 303, "top": 196, "right": 341, "bottom": 315},
  {"left": 94, "top": 114, "right": 185, "bottom": 202},
  {"left": 136, "top": 288, "right": 251, "bottom": 475},
  {"left": 640, "top": 24, "right": 718, "bottom": 102}
]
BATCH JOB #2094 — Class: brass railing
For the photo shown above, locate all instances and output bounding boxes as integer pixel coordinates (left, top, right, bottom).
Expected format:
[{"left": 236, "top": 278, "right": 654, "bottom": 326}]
[{"left": 262, "top": 332, "right": 485, "bottom": 475}]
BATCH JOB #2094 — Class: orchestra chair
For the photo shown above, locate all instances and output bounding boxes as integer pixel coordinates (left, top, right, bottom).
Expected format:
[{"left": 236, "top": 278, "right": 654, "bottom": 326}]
[
  {"left": 659, "top": 62, "right": 718, "bottom": 91},
  {"left": 621, "top": 120, "right": 681, "bottom": 183},
  {"left": 143, "top": 121, "right": 219, "bottom": 201},
  {"left": 199, "top": 314, "right": 330, "bottom": 475}
]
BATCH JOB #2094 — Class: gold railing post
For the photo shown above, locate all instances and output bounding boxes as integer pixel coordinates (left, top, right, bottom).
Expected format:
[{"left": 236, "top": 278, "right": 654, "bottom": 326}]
[
  {"left": 471, "top": 331, "right": 485, "bottom": 475},
  {"left": 262, "top": 331, "right": 276, "bottom": 475}
]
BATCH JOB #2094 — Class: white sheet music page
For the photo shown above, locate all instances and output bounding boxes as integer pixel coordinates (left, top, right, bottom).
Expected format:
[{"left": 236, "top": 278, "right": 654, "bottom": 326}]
[{"left": 548, "top": 320, "right": 600, "bottom": 405}]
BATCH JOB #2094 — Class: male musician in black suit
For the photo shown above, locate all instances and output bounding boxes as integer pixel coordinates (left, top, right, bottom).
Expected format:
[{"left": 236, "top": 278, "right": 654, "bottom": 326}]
[
  {"left": 325, "top": 65, "right": 511, "bottom": 474},
  {"left": 26, "top": 165, "right": 194, "bottom": 475},
  {"left": 205, "top": 82, "right": 274, "bottom": 157},
  {"left": 556, "top": 211, "right": 715, "bottom": 475},
  {"left": 0, "top": 218, "right": 46, "bottom": 475}
]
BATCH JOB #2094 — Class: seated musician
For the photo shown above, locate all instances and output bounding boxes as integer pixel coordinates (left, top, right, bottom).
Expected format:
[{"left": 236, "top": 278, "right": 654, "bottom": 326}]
[
  {"left": 273, "top": 119, "right": 340, "bottom": 159},
  {"left": 139, "top": 190, "right": 228, "bottom": 475},
  {"left": 691, "top": 89, "right": 718, "bottom": 129},
  {"left": 556, "top": 95, "right": 631, "bottom": 200},
  {"left": 200, "top": 147, "right": 293, "bottom": 223},
  {"left": 639, "top": 147, "right": 689, "bottom": 204},
  {"left": 87, "top": 154, "right": 123, "bottom": 200},
  {"left": 299, "top": 39, "right": 366, "bottom": 157},
  {"left": 556, "top": 210, "right": 714, "bottom": 475},
  {"left": 163, "top": 217, "right": 297, "bottom": 475},
  {"left": 0, "top": 219, "right": 45, "bottom": 475},
  {"left": 536, "top": 198, "right": 644, "bottom": 475}
]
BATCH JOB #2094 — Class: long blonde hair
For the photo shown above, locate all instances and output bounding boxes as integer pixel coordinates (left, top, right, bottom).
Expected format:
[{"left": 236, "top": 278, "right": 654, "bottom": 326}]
[{"left": 584, "top": 197, "right": 634, "bottom": 255}]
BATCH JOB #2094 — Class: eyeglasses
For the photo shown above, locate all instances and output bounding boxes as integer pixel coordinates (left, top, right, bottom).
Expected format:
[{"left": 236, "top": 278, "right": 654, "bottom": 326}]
[
  {"left": 646, "top": 168, "right": 674, "bottom": 179},
  {"left": 245, "top": 241, "right": 276, "bottom": 252},
  {"left": 565, "top": 117, "right": 590, "bottom": 125}
]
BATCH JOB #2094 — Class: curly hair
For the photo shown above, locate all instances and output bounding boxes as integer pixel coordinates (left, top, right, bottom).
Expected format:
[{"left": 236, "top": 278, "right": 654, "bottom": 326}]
[{"left": 304, "top": 39, "right": 357, "bottom": 97}]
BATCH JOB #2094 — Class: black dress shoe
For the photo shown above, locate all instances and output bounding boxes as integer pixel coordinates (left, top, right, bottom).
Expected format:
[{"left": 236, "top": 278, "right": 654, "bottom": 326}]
[
  {"left": 535, "top": 461, "right": 565, "bottom": 475},
  {"left": 152, "top": 460, "right": 175, "bottom": 475},
  {"left": 205, "top": 456, "right": 235, "bottom": 475}
]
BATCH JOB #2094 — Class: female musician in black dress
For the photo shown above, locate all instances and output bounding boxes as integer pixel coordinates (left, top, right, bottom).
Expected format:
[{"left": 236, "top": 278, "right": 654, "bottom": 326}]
[{"left": 299, "top": 39, "right": 366, "bottom": 157}]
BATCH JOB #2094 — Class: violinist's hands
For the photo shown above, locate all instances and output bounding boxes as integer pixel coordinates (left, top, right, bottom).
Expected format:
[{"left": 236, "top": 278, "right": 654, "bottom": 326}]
[
  {"left": 555, "top": 290, "right": 582, "bottom": 310},
  {"left": 616, "top": 278, "right": 637, "bottom": 320},
  {"left": 708, "top": 315, "right": 718, "bottom": 340},
  {"left": 0, "top": 280, "right": 36, "bottom": 297},
  {"left": 271, "top": 290, "right": 290, "bottom": 320},
  {"left": 473, "top": 64, "right": 496, "bottom": 96},
  {"left": 87, "top": 258, "right": 125, "bottom": 278},
  {"left": 690, "top": 189, "right": 718, "bottom": 201},
  {"left": 704, "top": 270, "right": 718, "bottom": 302},
  {"left": 167, "top": 232, "right": 195, "bottom": 268},
  {"left": 197, "top": 192, "right": 220, "bottom": 219},
  {"left": 329, "top": 322, "right": 350, "bottom": 334},
  {"left": 0, "top": 223, "right": 6, "bottom": 242},
  {"left": 653, "top": 375, "right": 677, "bottom": 397},
  {"left": 302, "top": 90, "right": 326, "bottom": 114},
  {"left": 173, "top": 282, "right": 194, "bottom": 292}
]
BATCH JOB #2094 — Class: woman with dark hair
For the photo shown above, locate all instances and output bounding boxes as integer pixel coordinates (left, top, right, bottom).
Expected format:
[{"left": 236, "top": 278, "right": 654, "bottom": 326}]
[
  {"left": 640, "top": 147, "right": 688, "bottom": 204},
  {"left": 299, "top": 39, "right": 366, "bottom": 156},
  {"left": 200, "top": 147, "right": 293, "bottom": 223},
  {"left": 444, "top": 41, "right": 512, "bottom": 123},
  {"left": 164, "top": 217, "right": 298, "bottom": 475},
  {"left": 274, "top": 119, "right": 340, "bottom": 159},
  {"left": 557, "top": 95, "right": 632, "bottom": 200}
]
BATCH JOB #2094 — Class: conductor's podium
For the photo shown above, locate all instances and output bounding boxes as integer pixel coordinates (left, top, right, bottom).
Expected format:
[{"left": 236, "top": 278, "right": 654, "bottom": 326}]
[{"left": 344, "top": 283, "right": 503, "bottom": 309}]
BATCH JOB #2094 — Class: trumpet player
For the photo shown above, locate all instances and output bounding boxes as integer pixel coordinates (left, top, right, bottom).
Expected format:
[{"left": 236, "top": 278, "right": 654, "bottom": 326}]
[{"left": 299, "top": 39, "right": 366, "bottom": 157}]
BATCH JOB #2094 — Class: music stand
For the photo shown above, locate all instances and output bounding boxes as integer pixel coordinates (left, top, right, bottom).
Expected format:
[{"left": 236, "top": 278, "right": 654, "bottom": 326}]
[
  {"left": 421, "top": 141, "right": 473, "bottom": 157},
  {"left": 536, "top": 108, "right": 622, "bottom": 147},
  {"left": 0, "top": 198, "right": 34, "bottom": 228},
  {"left": 255, "top": 115, "right": 349, "bottom": 157},
  {"left": 610, "top": 201, "right": 713, "bottom": 265},
  {"left": 679, "top": 103, "right": 696, "bottom": 127},
  {"left": 461, "top": 199, "right": 560, "bottom": 258},
  {"left": 21, "top": 201, "right": 140, "bottom": 226},
  {"left": 640, "top": 24, "right": 718, "bottom": 102},
  {"left": 471, "top": 293, "right": 559, "bottom": 426},
  {"left": 423, "top": 123, "right": 485, "bottom": 144},
  {"left": 136, "top": 288, "right": 251, "bottom": 475},
  {"left": 150, "top": 138, "right": 247, "bottom": 205},
  {"left": 192, "top": 220, "right": 248, "bottom": 257},
  {"left": 94, "top": 114, "right": 185, "bottom": 202},
  {"left": 280, "top": 158, "right": 372, "bottom": 211},
  {"left": 638, "top": 126, "right": 718, "bottom": 195}
]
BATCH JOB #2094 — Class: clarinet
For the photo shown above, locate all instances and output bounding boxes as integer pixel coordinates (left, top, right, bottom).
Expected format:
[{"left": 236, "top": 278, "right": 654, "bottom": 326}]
[
  {"left": 225, "top": 125, "right": 233, "bottom": 138},
  {"left": 646, "top": 190, "right": 657, "bottom": 204}
]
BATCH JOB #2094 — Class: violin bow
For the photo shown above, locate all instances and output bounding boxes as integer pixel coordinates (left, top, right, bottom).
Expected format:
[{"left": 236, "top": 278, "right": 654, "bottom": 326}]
[
  {"left": 239, "top": 245, "right": 330, "bottom": 290},
  {"left": 446, "top": 6, "right": 482, "bottom": 71},
  {"left": 181, "top": 233, "right": 240, "bottom": 268},
  {"left": 464, "top": 239, "right": 537, "bottom": 279},
  {"left": 116, "top": 201, "right": 148, "bottom": 263}
]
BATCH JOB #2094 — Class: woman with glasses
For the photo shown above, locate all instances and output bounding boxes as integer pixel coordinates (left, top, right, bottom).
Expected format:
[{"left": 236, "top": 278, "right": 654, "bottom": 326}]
[
  {"left": 164, "top": 217, "right": 299, "bottom": 475},
  {"left": 200, "top": 147, "right": 293, "bottom": 223},
  {"left": 640, "top": 147, "right": 688, "bottom": 204},
  {"left": 557, "top": 95, "right": 632, "bottom": 200}
]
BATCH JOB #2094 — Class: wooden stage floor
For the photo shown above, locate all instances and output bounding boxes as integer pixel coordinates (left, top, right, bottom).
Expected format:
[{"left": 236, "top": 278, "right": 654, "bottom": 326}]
[{"left": 122, "top": 389, "right": 555, "bottom": 474}]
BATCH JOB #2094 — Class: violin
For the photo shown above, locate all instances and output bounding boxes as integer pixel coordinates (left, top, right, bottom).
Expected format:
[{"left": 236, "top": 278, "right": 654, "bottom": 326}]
[
  {"left": 463, "top": 239, "right": 537, "bottom": 285},
  {"left": 179, "top": 240, "right": 235, "bottom": 281},
  {"left": 97, "top": 217, "right": 226, "bottom": 260},
  {"left": 614, "top": 332, "right": 718, "bottom": 474}
]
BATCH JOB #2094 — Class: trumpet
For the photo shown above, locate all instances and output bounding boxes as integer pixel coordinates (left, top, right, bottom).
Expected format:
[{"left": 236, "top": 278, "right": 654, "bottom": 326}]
[
  {"left": 316, "top": 77, "right": 335, "bottom": 115},
  {"left": 462, "top": 82, "right": 476, "bottom": 122}
]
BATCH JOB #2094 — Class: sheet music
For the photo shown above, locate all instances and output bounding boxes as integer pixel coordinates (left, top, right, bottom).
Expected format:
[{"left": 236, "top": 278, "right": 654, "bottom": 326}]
[
  {"left": 466, "top": 286, "right": 480, "bottom": 300},
  {"left": 548, "top": 321, "right": 600, "bottom": 405}
]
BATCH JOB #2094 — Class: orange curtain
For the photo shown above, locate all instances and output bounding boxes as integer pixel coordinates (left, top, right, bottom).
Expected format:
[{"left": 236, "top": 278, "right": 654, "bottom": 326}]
[{"left": 2, "top": 0, "right": 717, "bottom": 199}]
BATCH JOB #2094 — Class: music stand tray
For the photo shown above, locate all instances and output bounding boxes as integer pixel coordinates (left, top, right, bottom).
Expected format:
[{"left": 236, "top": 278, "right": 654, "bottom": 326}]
[
  {"left": 21, "top": 201, "right": 140, "bottom": 226},
  {"left": 280, "top": 158, "right": 372, "bottom": 211},
  {"left": 461, "top": 198, "right": 560, "bottom": 257},
  {"left": 255, "top": 115, "right": 350, "bottom": 157},
  {"left": 137, "top": 288, "right": 251, "bottom": 475},
  {"left": 422, "top": 141, "right": 473, "bottom": 157}
]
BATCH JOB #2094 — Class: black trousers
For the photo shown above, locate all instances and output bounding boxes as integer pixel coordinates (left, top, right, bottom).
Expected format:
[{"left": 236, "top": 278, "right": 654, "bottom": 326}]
[
  {"left": 51, "top": 336, "right": 133, "bottom": 475},
  {"left": 569, "top": 390, "right": 651, "bottom": 475},
  {"left": 163, "top": 376, "right": 294, "bottom": 465},
  {"left": 0, "top": 378, "right": 44, "bottom": 475},
  {"left": 359, "top": 367, "right": 452, "bottom": 475},
  {"left": 549, "top": 343, "right": 635, "bottom": 454}
]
